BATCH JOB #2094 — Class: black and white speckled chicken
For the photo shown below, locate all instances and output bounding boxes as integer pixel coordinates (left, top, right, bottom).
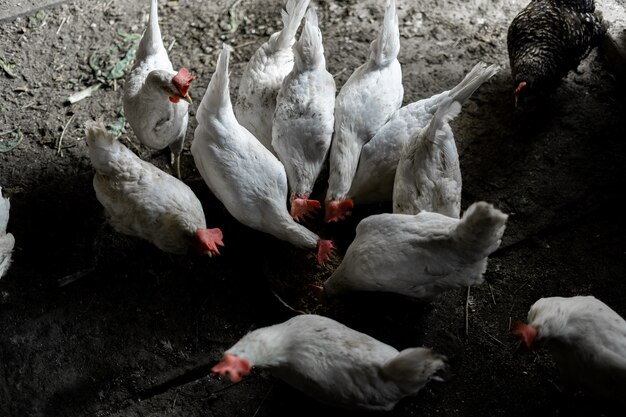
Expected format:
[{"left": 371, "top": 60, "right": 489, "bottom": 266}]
[{"left": 507, "top": 0, "right": 605, "bottom": 103}]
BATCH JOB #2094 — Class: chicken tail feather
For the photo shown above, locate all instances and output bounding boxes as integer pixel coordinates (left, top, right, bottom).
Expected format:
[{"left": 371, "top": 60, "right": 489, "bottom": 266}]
[
  {"left": 294, "top": 7, "right": 324, "bottom": 69},
  {"left": 84, "top": 119, "right": 115, "bottom": 147},
  {"left": 424, "top": 98, "right": 461, "bottom": 143},
  {"left": 381, "top": 348, "right": 448, "bottom": 391},
  {"left": 136, "top": 0, "right": 166, "bottom": 60},
  {"left": 85, "top": 119, "right": 125, "bottom": 173},
  {"left": 426, "top": 99, "right": 461, "bottom": 167},
  {"left": 371, "top": 0, "right": 400, "bottom": 67},
  {"left": 453, "top": 202, "right": 508, "bottom": 261},
  {"left": 197, "top": 45, "right": 231, "bottom": 121},
  {"left": 275, "top": 0, "right": 310, "bottom": 51},
  {"left": 448, "top": 62, "right": 500, "bottom": 105}
]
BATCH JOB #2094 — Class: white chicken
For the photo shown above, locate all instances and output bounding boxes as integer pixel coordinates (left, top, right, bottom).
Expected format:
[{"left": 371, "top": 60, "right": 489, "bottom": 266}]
[
  {"left": 0, "top": 187, "right": 15, "bottom": 279},
  {"left": 272, "top": 7, "right": 335, "bottom": 222},
  {"left": 317, "top": 202, "right": 507, "bottom": 300},
  {"left": 392, "top": 98, "right": 462, "bottom": 218},
  {"left": 123, "top": 0, "right": 195, "bottom": 178},
  {"left": 192, "top": 46, "right": 333, "bottom": 264},
  {"left": 85, "top": 120, "right": 223, "bottom": 256},
  {"left": 211, "top": 314, "right": 446, "bottom": 411},
  {"left": 513, "top": 296, "right": 626, "bottom": 406},
  {"left": 235, "top": 0, "right": 311, "bottom": 153},
  {"left": 349, "top": 62, "right": 499, "bottom": 205},
  {"left": 325, "top": 0, "right": 403, "bottom": 222}
]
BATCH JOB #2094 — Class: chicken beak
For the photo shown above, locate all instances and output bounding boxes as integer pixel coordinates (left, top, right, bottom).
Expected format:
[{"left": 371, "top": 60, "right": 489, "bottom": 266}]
[{"left": 181, "top": 94, "right": 192, "bottom": 104}]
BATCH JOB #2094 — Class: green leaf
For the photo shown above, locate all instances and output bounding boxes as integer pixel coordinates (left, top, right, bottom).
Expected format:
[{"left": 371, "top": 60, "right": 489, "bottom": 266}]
[
  {"left": 108, "top": 44, "right": 137, "bottom": 79},
  {"left": 228, "top": 11, "right": 238, "bottom": 32},
  {"left": 117, "top": 30, "right": 141, "bottom": 43},
  {"left": 0, "top": 130, "right": 23, "bottom": 153},
  {"left": 107, "top": 113, "right": 126, "bottom": 138},
  {"left": 0, "top": 57, "right": 16, "bottom": 78},
  {"left": 28, "top": 10, "right": 47, "bottom": 25}
]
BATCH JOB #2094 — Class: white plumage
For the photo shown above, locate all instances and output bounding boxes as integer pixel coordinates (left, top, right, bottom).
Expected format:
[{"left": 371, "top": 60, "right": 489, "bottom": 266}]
[
  {"left": 325, "top": 0, "right": 403, "bottom": 222},
  {"left": 392, "top": 97, "right": 462, "bottom": 218},
  {"left": 123, "top": 0, "right": 194, "bottom": 177},
  {"left": 192, "top": 46, "right": 333, "bottom": 264},
  {"left": 349, "top": 62, "right": 499, "bottom": 205},
  {"left": 85, "top": 120, "right": 223, "bottom": 256},
  {"left": 322, "top": 202, "right": 507, "bottom": 299},
  {"left": 514, "top": 296, "right": 626, "bottom": 405},
  {"left": 0, "top": 187, "right": 15, "bottom": 279},
  {"left": 235, "top": 0, "right": 311, "bottom": 153},
  {"left": 272, "top": 7, "right": 335, "bottom": 221},
  {"left": 212, "top": 314, "right": 446, "bottom": 411}
]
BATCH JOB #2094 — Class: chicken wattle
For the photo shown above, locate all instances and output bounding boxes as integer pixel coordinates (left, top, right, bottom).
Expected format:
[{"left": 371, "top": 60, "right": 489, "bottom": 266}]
[
  {"left": 349, "top": 62, "right": 498, "bottom": 205},
  {"left": 85, "top": 120, "right": 223, "bottom": 256},
  {"left": 325, "top": 0, "right": 403, "bottom": 222},
  {"left": 272, "top": 7, "right": 335, "bottom": 222},
  {"left": 211, "top": 314, "right": 447, "bottom": 411},
  {"left": 192, "top": 46, "right": 333, "bottom": 264},
  {"left": 393, "top": 97, "right": 462, "bottom": 218},
  {"left": 235, "top": 0, "right": 311, "bottom": 153},
  {"left": 513, "top": 296, "right": 626, "bottom": 405},
  {"left": 123, "top": 0, "right": 195, "bottom": 178},
  {"left": 0, "top": 187, "right": 15, "bottom": 279},
  {"left": 320, "top": 202, "right": 507, "bottom": 300}
]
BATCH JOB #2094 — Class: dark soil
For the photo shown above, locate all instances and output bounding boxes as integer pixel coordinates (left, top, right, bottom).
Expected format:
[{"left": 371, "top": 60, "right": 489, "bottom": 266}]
[{"left": 1, "top": 0, "right": 625, "bottom": 416}]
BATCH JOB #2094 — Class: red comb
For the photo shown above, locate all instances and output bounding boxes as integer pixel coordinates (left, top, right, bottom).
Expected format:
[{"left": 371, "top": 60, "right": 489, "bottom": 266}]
[
  {"left": 172, "top": 68, "right": 196, "bottom": 97},
  {"left": 325, "top": 199, "right": 354, "bottom": 223},
  {"left": 514, "top": 81, "right": 527, "bottom": 97},
  {"left": 211, "top": 354, "right": 251, "bottom": 383},
  {"left": 512, "top": 322, "right": 537, "bottom": 349},
  {"left": 316, "top": 239, "right": 334, "bottom": 265},
  {"left": 195, "top": 228, "right": 224, "bottom": 256}
]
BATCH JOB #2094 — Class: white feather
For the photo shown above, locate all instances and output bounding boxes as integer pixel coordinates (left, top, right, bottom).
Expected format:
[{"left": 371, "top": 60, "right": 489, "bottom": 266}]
[
  {"left": 324, "top": 202, "right": 507, "bottom": 299},
  {"left": 222, "top": 315, "right": 446, "bottom": 411},
  {"left": 0, "top": 187, "right": 14, "bottom": 279},
  {"left": 193, "top": 46, "right": 323, "bottom": 251},
  {"left": 272, "top": 6, "right": 336, "bottom": 202},
  {"left": 392, "top": 98, "right": 462, "bottom": 217},
  {"left": 85, "top": 120, "right": 208, "bottom": 254},
  {"left": 525, "top": 296, "right": 626, "bottom": 405},
  {"left": 123, "top": 0, "right": 190, "bottom": 158},
  {"left": 326, "top": 0, "right": 403, "bottom": 203},
  {"left": 235, "top": 0, "right": 311, "bottom": 153},
  {"left": 349, "top": 62, "right": 499, "bottom": 204}
]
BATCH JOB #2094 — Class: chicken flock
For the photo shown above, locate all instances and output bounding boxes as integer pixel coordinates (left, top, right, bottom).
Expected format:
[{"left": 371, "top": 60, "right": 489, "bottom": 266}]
[{"left": 1, "top": 0, "right": 623, "bottom": 413}]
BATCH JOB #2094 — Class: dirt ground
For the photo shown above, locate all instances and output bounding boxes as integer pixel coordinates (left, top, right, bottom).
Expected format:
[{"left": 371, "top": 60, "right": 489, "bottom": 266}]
[{"left": 0, "top": 0, "right": 625, "bottom": 416}]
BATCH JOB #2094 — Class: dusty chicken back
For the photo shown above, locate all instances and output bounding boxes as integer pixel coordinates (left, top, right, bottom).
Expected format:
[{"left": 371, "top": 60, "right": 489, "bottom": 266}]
[{"left": 507, "top": 0, "right": 605, "bottom": 99}]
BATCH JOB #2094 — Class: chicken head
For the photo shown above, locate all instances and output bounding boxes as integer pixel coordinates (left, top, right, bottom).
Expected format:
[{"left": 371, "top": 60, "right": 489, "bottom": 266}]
[
  {"left": 212, "top": 354, "right": 252, "bottom": 383},
  {"left": 194, "top": 228, "right": 224, "bottom": 257}
]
